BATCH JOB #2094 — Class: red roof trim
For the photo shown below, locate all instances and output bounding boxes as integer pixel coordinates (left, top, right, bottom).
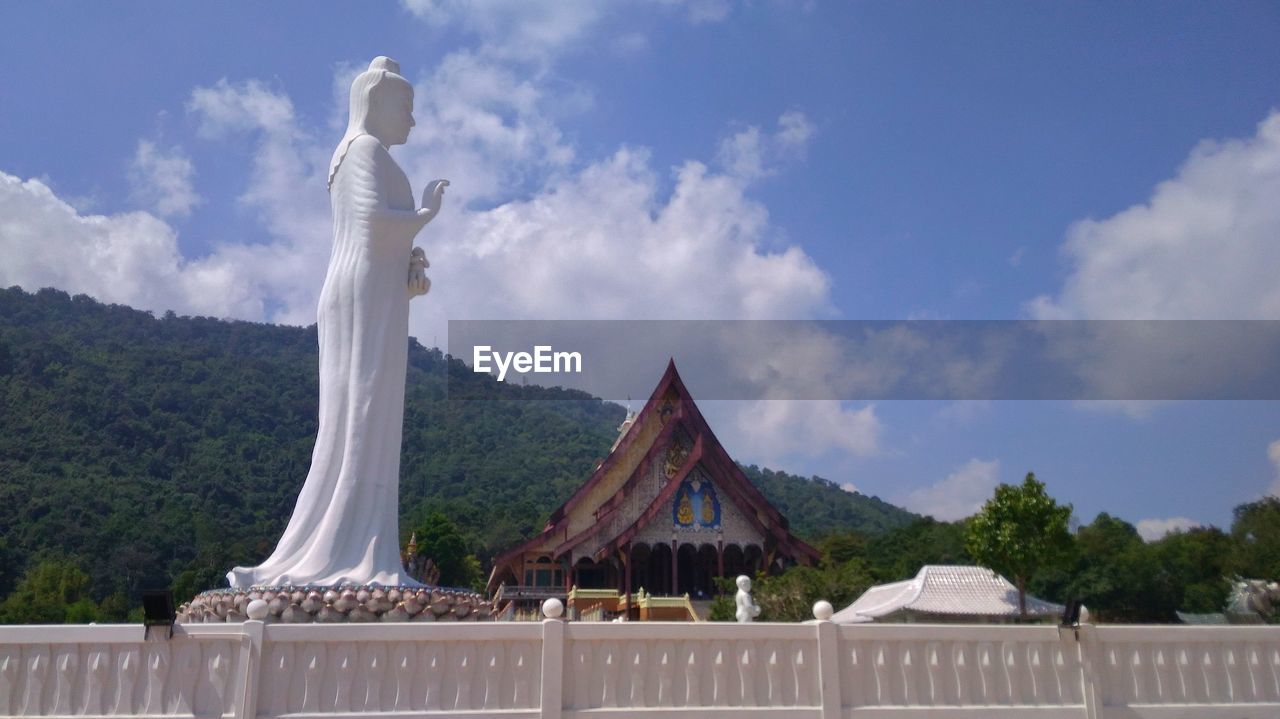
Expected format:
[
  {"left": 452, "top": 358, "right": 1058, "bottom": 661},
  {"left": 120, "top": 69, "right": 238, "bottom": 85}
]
[
  {"left": 550, "top": 404, "right": 687, "bottom": 559},
  {"left": 547, "top": 359, "right": 681, "bottom": 524},
  {"left": 490, "top": 360, "right": 684, "bottom": 569}
]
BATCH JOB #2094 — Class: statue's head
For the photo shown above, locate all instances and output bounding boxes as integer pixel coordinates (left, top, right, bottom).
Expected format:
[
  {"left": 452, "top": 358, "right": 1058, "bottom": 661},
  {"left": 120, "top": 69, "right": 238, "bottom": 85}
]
[
  {"left": 328, "top": 56, "right": 414, "bottom": 190},
  {"left": 736, "top": 575, "right": 751, "bottom": 592},
  {"left": 350, "top": 56, "right": 414, "bottom": 147}
]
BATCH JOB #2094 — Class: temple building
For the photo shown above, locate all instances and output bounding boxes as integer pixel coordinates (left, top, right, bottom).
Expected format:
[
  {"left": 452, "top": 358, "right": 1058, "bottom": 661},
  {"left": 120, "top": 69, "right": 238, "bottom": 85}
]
[{"left": 488, "top": 360, "right": 819, "bottom": 620}]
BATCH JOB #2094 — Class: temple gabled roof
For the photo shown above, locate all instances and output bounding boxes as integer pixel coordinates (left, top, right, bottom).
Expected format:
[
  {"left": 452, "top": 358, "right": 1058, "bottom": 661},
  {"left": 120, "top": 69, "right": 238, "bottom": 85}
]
[{"left": 490, "top": 360, "right": 819, "bottom": 578}]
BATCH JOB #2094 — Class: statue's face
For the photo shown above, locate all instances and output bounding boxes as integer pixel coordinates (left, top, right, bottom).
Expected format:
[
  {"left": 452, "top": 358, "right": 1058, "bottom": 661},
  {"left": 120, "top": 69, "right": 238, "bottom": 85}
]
[{"left": 368, "top": 80, "right": 415, "bottom": 147}]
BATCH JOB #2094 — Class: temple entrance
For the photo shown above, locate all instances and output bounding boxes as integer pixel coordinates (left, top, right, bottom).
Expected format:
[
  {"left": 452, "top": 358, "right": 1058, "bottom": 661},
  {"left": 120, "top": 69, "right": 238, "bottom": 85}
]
[
  {"left": 630, "top": 542, "right": 675, "bottom": 596},
  {"left": 721, "top": 543, "right": 765, "bottom": 581},
  {"left": 676, "top": 544, "right": 697, "bottom": 596},
  {"left": 675, "top": 543, "right": 719, "bottom": 598},
  {"left": 628, "top": 541, "right": 766, "bottom": 598},
  {"left": 651, "top": 543, "right": 673, "bottom": 595},
  {"left": 573, "top": 556, "right": 617, "bottom": 589}
]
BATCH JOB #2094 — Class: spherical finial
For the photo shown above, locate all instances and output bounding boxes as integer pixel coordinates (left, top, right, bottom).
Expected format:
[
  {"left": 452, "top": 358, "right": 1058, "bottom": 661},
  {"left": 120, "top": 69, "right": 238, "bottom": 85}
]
[
  {"left": 246, "top": 599, "right": 269, "bottom": 621},
  {"left": 813, "top": 600, "right": 834, "bottom": 621},
  {"left": 542, "top": 597, "right": 564, "bottom": 619}
]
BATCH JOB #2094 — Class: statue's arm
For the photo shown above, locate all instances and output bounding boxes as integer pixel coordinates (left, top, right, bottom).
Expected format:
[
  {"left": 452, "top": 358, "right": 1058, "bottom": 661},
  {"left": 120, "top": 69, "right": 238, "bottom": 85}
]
[
  {"left": 417, "top": 180, "right": 449, "bottom": 225},
  {"left": 345, "top": 136, "right": 434, "bottom": 233}
]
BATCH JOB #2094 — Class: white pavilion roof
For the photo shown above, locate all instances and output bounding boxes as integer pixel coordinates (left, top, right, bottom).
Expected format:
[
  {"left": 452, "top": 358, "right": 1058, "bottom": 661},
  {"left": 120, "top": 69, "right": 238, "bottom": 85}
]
[{"left": 831, "top": 565, "right": 1064, "bottom": 623}]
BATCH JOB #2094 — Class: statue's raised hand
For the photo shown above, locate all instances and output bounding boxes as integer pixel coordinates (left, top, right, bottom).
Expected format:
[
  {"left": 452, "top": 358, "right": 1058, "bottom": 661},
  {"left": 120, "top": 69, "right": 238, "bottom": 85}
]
[
  {"left": 408, "top": 247, "right": 430, "bottom": 298},
  {"left": 418, "top": 179, "right": 449, "bottom": 224}
]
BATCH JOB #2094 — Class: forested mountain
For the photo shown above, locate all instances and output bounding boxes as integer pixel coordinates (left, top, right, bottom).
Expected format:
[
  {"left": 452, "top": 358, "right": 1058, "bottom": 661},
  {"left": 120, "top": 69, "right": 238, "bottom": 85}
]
[{"left": 0, "top": 287, "right": 914, "bottom": 611}]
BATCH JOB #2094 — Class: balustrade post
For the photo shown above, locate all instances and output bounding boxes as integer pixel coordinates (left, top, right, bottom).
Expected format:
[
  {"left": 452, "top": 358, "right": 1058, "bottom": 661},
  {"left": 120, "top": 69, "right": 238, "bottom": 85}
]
[
  {"left": 540, "top": 618, "right": 565, "bottom": 719},
  {"left": 815, "top": 619, "right": 842, "bottom": 719},
  {"left": 1077, "top": 624, "right": 1104, "bottom": 719},
  {"left": 235, "top": 620, "right": 265, "bottom": 719}
]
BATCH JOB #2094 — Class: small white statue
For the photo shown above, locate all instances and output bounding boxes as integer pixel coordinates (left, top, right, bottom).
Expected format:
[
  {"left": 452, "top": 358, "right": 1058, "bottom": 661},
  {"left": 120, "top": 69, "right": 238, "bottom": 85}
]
[{"left": 735, "top": 575, "right": 760, "bottom": 623}]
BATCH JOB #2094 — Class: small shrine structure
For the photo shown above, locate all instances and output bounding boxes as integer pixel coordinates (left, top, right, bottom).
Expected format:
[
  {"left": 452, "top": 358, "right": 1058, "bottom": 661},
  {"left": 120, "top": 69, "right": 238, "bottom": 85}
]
[
  {"left": 831, "top": 565, "right": 1065, "bottom": 624},
  {"left": 488, "top": 360, "right": 819, "bottom": 619}
]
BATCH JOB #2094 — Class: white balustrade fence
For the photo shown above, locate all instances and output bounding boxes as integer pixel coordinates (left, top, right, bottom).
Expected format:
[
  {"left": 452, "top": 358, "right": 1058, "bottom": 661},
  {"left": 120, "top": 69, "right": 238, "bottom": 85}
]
[{"left": 2, "top": 621, "right": 1278, "bottom": 718}]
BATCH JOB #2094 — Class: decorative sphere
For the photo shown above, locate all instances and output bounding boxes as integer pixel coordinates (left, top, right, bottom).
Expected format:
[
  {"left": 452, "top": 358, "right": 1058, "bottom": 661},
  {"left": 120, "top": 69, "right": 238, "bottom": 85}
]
[
  {"left": 246, "top": 599, "right": 270, "bottom": 621},
  {"left": 542, "top": 598, "right": 564, "bottom": 619},
  {"left": 813, "top": 600, "right": 834, "bottom": 621}
]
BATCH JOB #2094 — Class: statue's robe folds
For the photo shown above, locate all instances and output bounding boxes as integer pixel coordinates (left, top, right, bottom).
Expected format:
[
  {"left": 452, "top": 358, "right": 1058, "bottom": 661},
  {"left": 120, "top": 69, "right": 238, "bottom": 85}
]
[{"left": 229, "top": 134, "right": 423, "bottom": 588}]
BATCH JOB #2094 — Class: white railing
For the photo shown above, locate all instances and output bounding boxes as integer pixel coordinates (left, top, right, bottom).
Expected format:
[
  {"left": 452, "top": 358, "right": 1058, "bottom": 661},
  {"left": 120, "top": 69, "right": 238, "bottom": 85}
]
[{"left": 2, "top": 621, "right": 1278, "bottom": 718}]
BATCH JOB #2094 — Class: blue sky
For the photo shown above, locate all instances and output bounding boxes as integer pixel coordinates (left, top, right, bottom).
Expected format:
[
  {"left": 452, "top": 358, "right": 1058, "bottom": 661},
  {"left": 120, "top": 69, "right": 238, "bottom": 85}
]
[{"left": 2, "top": 1, "right": 1279, "bottom": 536}]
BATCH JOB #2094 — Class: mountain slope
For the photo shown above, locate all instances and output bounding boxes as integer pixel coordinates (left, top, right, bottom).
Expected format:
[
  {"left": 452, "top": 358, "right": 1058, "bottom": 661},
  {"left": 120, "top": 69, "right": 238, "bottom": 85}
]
[{"left": 0, "top": 287, "right": 915, "bottom": 602}]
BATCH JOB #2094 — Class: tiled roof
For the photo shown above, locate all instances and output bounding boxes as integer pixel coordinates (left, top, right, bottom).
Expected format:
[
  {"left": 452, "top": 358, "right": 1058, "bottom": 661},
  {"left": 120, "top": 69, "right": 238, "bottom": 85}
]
[{"left": 831, "top": 565, "right": 1064, "bottom": 623}]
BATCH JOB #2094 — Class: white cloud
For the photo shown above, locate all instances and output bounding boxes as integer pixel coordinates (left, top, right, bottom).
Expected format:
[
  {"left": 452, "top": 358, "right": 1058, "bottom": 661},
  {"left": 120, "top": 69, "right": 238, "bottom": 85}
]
[
  {"left": 1030, "top": 111, "right": 1280, "bottom": 321},
  {"left": 401, "top": 0, "right": 602, "bottom": 62},
  {"left": 2, "top": 54, "right": 832, "bottom": 347},
  {"left": 188, "top": 79, "right": 296, "bottom": 139},
  {"left": 718, "top": 127, "right": 767, "bottom": 181},
  {"left": 611, "top": 32, "right": 649, "bottom": 56},
  {"left": 0, "top": 172, "right": 263, "bottom": 318},
  {"left": 185, "top": 79, "right": 333, "bottom": 325},
  {"left": 840, "top": 482, "right": 860, "bottom": 494},
  {"left": 717, "top": 112, "right": 817, "bottom": 181},
  {"left": 1025, "top": 113, "right": 1280, "bottom": 418},
  {"left": 128, "top": 141, "right": 200, "bottom": 218},
  {"left": 726, "top": 401, "right": 882, "bottom": 465},
  {"left": 775, "top": 110, "right": 815, "bottom": 153},
  {"left": 0, "top": 78, "right": 329, "bottom": 324},
  {"left": 1135, "top": 517, "right": 1202, "bottom": 542},
  {"left": 660, "top": 0, "right": 731, "bottom": 24},
  {"left": 1008, "top": 246, "right": 1026, "bottom": 267},
  {"left": 1268, "top": 439, "right": 1280, "bottom": 497},
  {"left": 933, "top": 400, "right": 992, "bottom": 425},
  {"left": 902, "top": 458, "right": 1000, "bottom": 521}
]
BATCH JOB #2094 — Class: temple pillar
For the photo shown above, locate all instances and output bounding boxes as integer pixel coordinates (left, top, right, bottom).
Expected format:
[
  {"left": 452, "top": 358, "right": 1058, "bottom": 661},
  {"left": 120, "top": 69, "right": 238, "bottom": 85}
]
[
  {"left": 622, "top": 545, "right": 632, "bottom": 618},
  {"left": 671, "top": 537, "right": 678, "bottom": 595},
  {"left": 717, "top": 538, "right": 724, "bottom": 580}
]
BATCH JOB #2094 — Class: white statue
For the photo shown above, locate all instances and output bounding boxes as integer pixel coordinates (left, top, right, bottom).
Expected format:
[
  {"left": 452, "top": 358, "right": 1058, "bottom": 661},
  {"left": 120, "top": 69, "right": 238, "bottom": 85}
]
[
  {"left": 735, "top": 575, "right": 761, "bottom": 623},
  {"left": 228, "top": 57, "right": 447, "bottom": 588}
]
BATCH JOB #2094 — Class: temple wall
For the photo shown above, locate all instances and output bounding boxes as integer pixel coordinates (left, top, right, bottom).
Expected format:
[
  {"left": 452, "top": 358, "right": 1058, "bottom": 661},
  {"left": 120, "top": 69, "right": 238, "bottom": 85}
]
[
  {"left": 572, "top": 459, "right": 764, "bottom": 564},
  {"left": 3, "top": 621, "right": 1279, "bottom": 718},
  {"left": 630, "top": 466, "right": 763, "bottom": 550}
]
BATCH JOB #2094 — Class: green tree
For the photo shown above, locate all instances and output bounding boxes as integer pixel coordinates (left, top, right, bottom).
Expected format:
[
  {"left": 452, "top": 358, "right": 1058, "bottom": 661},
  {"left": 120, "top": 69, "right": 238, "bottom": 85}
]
[
  {"left": 965, "top": 472, "right": 1073, "bottom": 619},
  {"left": 410, "top": 511, "right": 484, "bottom": 590},
  {"left": 1230, "top": 497, "right": 1280, "bottom": 580},
  {"left": 1152, "top": 527, "right": 1234, "bottom": 614},
  {"left": 0, "top": 558, "right": 99, "bottom": 624},
  {"left": 866, "top": 517, "right": 971, "bottom": 583},
  {"left": 819, "top": 530, "right": 869, "bottom": 566},
  {"left": 1031, "top": 513, "right": 1160, "bottom": 622},
  {"left": 751, "top": 560, "right": 875, "bottom": 622},
  {"left": 708, "top": 577, "right": 738, "bottom": 621},
  {"left": 740, "top": 537, "right": 881, "bottom": 622}
]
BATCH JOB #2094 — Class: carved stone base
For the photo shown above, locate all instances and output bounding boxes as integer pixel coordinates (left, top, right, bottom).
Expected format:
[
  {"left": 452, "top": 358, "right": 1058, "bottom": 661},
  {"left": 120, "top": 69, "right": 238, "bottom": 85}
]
[{"left": 178, "top": 585, "right": 492, "bottom": 623}]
